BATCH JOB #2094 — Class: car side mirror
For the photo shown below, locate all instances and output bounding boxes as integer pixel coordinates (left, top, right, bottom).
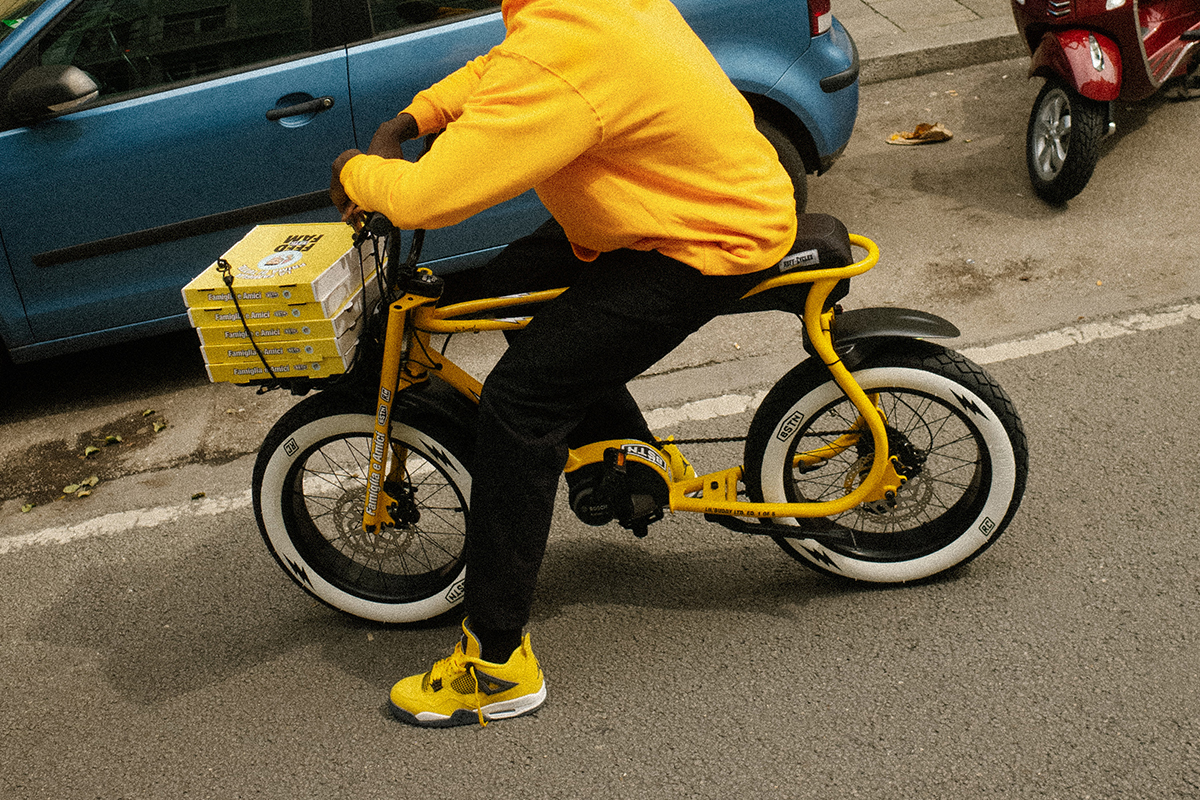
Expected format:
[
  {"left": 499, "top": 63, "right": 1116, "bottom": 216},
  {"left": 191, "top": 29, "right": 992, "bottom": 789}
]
[{"left": 7, "top": 65, "right": 100, "bottom": 120}]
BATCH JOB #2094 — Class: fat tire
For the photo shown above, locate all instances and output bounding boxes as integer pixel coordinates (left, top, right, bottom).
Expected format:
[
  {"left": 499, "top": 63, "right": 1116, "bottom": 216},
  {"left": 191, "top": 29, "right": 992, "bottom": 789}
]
[
  {"left": 252, "top": 388, "right": 473, "bottom": 623},
  {"left": 1026, "top": 79, "right": 1106, "bottom": 204},
  {"left": 744, "top": 340, "right": 1027, "bottom": 583}
]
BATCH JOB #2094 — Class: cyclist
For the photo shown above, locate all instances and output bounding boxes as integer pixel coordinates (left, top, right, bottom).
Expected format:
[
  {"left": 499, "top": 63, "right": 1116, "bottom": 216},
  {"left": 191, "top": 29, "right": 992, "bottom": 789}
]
[{"left": 331, "top": 0, "right": 797, "bottom": 727}]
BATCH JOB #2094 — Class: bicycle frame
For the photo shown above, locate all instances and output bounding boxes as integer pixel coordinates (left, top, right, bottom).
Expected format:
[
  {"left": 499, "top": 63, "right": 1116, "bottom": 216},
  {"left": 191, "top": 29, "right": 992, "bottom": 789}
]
[{"left": 362, "top": 235, "right": 900, "bottom": 534}]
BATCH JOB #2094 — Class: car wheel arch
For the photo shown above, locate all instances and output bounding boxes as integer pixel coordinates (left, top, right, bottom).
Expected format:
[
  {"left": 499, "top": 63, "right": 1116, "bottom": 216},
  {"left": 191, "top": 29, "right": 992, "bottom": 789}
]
[
  {"left": 744, "top": 94, "right": 820, "bottom": 176},
  {"left": 744, "top": 94, "right": 814, "bottom": 214}
]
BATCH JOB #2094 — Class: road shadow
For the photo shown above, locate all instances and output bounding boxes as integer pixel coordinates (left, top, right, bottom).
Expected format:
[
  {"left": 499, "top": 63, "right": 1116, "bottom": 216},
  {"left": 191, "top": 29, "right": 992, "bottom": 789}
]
[
  {"left": 26, "top": 517, "right": 968, "bottom": 707},
  {"left": 1, "top": 329, "right": 210, "bottom": 424}
]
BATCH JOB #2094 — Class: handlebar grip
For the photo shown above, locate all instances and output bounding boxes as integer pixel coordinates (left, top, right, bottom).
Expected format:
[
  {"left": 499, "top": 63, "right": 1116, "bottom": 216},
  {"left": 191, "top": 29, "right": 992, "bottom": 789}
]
[{"left": 364, "top": 212, "right": 395, "bottom": 236}]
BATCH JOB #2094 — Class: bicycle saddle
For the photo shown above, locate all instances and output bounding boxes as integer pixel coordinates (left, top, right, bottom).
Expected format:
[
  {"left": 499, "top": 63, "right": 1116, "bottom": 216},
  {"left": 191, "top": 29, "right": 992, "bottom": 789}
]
[{"left": 730, "top": 213, "right": 853, "bottom": 315}]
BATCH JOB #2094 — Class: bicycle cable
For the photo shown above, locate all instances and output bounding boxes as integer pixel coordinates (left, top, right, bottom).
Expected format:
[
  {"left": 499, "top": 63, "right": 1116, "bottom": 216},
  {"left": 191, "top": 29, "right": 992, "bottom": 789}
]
[{"left": 215, "top": 257, "right": 278, "bottom": 385}]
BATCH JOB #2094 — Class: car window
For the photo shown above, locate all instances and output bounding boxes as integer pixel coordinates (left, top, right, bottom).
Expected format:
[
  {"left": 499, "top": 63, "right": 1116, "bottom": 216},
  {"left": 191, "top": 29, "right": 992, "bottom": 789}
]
[
  {"left": 32, "top": 0, "right": 327, "bottom": 100},
  {"left": 366, "top": 0, "right": 499, "bottom": 37},
  {"left": 1, "top": 0, "right": 47, "bottom": 44}
]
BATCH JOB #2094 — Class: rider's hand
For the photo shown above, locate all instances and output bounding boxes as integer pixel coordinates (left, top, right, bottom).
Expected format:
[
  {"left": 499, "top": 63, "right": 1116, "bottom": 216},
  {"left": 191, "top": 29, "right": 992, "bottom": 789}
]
[
  {"left": 330, "top": 148, "right": 364, "bottom": 226},
  {"left": 367, "top": 113, "right": 419, "bottom": 159}
]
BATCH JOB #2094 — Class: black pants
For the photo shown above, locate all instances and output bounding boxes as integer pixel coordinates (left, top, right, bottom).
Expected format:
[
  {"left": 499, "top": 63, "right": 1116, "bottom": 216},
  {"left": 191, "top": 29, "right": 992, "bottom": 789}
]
[{"left": 460, "top": 221, "right": 766, "bottom": 631}]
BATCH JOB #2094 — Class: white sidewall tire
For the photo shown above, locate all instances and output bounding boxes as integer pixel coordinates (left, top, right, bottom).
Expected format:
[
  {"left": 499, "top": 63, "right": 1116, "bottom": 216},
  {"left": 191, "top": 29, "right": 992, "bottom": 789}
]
[
  {"left": 756, "top": 366, "right": 1019, "bottom": 583},
  {"left": 256, "top": 410, "right": 470, "bottom": 624}
]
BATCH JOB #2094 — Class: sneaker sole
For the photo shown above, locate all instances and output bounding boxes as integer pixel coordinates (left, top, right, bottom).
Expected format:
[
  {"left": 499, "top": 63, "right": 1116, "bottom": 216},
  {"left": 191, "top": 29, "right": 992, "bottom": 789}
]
[{"left": 389, "top": 682, "right": 548, "bottom": 728}]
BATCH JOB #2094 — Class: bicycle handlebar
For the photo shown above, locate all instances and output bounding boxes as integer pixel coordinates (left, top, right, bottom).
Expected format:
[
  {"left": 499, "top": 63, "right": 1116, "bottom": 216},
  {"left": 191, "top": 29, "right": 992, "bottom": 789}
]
[{"left": 364, "top": 211, "right": 396, "bottom": 236}]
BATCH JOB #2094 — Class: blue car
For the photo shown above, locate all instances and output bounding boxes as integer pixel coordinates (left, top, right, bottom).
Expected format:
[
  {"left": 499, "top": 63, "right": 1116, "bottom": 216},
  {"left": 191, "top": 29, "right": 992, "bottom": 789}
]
[{"left": 0, "top": 0, "right": 858, "bottom": 365}]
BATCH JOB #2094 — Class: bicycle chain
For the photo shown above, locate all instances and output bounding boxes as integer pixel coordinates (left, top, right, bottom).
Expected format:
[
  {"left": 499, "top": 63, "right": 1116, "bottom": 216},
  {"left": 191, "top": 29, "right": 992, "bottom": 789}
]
[{"left": 669, "top": 429, "right": 858, "bottom": 446}]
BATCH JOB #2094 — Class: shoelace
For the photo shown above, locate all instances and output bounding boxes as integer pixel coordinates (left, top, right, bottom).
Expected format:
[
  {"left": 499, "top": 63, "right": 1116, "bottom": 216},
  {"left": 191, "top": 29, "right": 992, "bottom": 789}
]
[
  {"left": 434, "top": 648, "right": 488, "bottom": 727},
  {"left": 469, "top": 665, "right": 488, "bottom": 728}
]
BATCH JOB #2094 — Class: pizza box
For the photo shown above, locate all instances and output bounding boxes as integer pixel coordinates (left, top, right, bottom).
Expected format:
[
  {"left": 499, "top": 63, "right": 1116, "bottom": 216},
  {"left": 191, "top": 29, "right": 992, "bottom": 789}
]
[
  {"left": 202, "top": 350, "right": 357, "bottom": 384},
  {"left": 201, "top": 323, "right": 359, "bottom": 365},
  {"left": 192, "top": 270, "right": 380, "bottom": 348},
  {"left": 183, "top": 222, "right": 376, "bottom": 312}
]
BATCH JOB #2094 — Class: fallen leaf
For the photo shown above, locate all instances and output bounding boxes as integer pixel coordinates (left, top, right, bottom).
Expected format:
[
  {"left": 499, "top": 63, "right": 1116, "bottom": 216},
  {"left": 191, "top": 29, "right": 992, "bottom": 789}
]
[
  {"left": 192, "top": 492, "right": 206, "bottom": 500},
  {"left": 63, "top": 483, "right": 80, "bottom": 494},
  {"left": 83, "top": 445, "right": 100, "bottom": 458},
  {"left": 142, "top": 409, "right": 156, "bottom": 417},
  {"left": 105, "top": 435, "right": 123, "bottom": 445},
  {"left": 21, "top": 503, "right": 35, "bottom": 513},
  {"left": 153, "top": 421, "right": 168, "bottom": 432},
  {"left": 888, "top": 123, "right": 953, "bottom": 146},
  {"left": 77, "top": 489, "right": 91, "bottom": 498}
]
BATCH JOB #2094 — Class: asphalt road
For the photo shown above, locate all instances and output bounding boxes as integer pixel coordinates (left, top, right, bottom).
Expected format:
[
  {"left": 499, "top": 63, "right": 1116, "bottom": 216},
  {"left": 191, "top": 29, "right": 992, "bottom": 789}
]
[{"left": 2, "top": 58, "right": 1199, "bottom": 799}]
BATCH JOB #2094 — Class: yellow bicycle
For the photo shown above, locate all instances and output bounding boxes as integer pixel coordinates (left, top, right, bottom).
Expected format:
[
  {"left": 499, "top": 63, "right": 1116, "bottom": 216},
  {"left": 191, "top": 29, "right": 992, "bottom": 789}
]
[{"left": 250, "top": 214, "right": 1027, "bottom": 623}]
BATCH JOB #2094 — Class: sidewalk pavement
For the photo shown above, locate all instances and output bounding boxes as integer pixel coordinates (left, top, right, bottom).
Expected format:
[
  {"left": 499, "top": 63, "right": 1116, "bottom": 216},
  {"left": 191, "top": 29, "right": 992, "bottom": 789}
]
[{"left": 838, "top": 0, "right": 1028, "bottom": 84}]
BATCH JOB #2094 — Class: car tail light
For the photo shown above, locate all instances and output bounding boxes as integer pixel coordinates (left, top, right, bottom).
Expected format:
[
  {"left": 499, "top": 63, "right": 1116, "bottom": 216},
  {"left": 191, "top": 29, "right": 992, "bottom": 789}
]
[{"left": 809, "top": 0, "right": 832, "bottom": 35}]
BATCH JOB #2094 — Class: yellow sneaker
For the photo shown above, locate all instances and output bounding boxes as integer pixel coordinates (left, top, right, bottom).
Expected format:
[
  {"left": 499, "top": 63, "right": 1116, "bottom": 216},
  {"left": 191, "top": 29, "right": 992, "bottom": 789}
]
[
  {"left": 389, "top": 620, "right": 546, "bottom": 728},
  {"left": 656, "top": 436, "right": 696, "bottom": 482}
]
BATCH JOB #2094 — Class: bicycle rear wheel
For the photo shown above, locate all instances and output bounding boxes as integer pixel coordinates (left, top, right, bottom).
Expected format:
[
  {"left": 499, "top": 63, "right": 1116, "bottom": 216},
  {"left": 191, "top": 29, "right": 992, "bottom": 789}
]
[{"left": 744, "top": 340, "right": 1027, "bottom": 582}]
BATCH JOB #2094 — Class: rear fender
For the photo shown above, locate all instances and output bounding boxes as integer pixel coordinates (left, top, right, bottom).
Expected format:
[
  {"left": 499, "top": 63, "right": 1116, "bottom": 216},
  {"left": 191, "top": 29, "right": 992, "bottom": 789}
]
[{"left": 1030, "top": 30, "right": 1122, "bottom": 101}]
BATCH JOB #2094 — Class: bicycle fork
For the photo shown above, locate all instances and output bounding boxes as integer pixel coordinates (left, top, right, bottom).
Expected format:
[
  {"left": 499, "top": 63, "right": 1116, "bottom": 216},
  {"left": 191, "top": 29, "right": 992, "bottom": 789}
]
[{"left": 362, "top": 276, "right": 445, "bottom": 534}]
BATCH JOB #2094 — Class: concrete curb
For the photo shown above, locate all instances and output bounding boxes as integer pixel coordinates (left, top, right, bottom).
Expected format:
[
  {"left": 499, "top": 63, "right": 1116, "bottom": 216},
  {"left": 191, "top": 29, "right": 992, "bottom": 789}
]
[
  {"left": 854, "top": 8, "right": 1032, "bottom": 85},
  {"left": 857, "top": 20, "right": 1028, "bottom": 84}
]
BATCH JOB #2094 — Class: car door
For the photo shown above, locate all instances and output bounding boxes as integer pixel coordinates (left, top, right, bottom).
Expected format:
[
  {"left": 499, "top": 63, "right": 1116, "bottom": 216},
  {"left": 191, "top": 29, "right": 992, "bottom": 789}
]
[
  {"left": 0, "top": 0, "right": 356, "bottom": 360},
  {"left": 344, "top": 0, "right": 550, "bottom": 273}
]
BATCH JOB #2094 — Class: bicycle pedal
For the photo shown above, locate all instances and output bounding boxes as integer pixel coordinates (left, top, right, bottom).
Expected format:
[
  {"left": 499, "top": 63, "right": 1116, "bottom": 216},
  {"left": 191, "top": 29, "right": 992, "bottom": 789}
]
[{"left": 618, "top": 495, "right": 664, "bottom": 538}]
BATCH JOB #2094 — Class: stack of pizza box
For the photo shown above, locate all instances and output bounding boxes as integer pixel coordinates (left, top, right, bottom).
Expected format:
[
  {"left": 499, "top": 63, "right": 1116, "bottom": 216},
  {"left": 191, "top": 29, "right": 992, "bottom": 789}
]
[{"left": 183, "top": 223, "right": 379, "bottom": 384}]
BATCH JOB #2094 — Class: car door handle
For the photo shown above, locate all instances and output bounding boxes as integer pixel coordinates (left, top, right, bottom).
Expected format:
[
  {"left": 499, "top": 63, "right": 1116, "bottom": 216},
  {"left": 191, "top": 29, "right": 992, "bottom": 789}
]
[{"left": 266, "top": 96, "right": 335, "bottom": 121}]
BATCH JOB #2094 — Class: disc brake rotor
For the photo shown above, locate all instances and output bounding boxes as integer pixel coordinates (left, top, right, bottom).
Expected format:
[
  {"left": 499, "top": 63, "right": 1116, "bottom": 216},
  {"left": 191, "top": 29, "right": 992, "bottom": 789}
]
[
  {"left": 843, "top": 427, "right": 933, "bottom": 522},
  {"left": 328, "top": 484, "right": 417, "bottom": 559}
]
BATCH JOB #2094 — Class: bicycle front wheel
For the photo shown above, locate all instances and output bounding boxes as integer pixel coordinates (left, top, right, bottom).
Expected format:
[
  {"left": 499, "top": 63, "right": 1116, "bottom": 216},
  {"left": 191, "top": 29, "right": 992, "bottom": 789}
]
[
  {"left": 744, "top": 340, "right": 1027, "bottom": 583},
  {"left": 253, "top": 389, "right": 473, "bottom": 623}
]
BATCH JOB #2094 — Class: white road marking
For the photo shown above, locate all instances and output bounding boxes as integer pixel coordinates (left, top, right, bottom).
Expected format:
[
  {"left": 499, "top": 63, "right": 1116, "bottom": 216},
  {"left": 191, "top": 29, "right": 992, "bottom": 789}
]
[
  {"left": 958, "top": 301, "right": 1200, "bottom": 365},
  {"left": 644, "top": 390, "right": 769, "bottom": 430},
  {"left": 646, "top": 301, "right": 1200, "bottom": 426},
  {"left": 6, "top": 301, "right": 1200, "bottom": 554},
  {"left": 1, "top": 491, "right": 252, "bottom": 555}
]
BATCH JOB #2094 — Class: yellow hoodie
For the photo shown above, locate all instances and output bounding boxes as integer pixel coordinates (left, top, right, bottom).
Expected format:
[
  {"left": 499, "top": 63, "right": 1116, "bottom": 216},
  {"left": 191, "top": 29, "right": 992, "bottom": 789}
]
[{"left": 339, "top": 0, "right": 797, "bottom": 276}]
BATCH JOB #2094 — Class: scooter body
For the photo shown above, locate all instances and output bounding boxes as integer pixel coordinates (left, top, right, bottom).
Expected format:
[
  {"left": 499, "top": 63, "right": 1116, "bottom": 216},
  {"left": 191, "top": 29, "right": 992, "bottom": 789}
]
[
  {"left": 1028, "top": 28, "right": 1122, "bottom": 101},
  {"left": 1012, "top": 0, "right": 1200, "bottom": 202}
]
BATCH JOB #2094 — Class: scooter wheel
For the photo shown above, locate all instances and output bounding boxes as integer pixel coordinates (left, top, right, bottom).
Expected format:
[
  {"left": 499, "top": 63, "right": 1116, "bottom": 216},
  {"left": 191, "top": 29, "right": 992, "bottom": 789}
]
[{"left": 1026, "top": 79, "right": 1107, "bottom": 204}]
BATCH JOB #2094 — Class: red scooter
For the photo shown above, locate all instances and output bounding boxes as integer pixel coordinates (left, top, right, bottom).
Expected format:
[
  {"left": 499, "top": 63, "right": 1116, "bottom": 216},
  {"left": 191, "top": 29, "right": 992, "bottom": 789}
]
[{"left": 1011, "top": 0, "right": 1200, "bottom": 203}]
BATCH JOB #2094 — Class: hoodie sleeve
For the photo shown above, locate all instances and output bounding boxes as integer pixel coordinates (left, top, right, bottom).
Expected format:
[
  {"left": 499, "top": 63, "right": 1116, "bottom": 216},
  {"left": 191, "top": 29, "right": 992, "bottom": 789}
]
[
  {"left": 402, "top": 55, "right": 490, "bottom": 134},
  {"left": 340, "top": 52, "right": 601, "bottom": 231}
]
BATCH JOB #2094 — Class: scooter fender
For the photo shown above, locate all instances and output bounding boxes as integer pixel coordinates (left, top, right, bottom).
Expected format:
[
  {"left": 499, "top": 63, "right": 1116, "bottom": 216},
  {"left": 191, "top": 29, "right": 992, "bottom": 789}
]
[
  {"left": 1029, "top": 29, "right": 1122, "bottom": 101},
  {"left": 827, "top": 307, "right": 960, "bottom": 366}
]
